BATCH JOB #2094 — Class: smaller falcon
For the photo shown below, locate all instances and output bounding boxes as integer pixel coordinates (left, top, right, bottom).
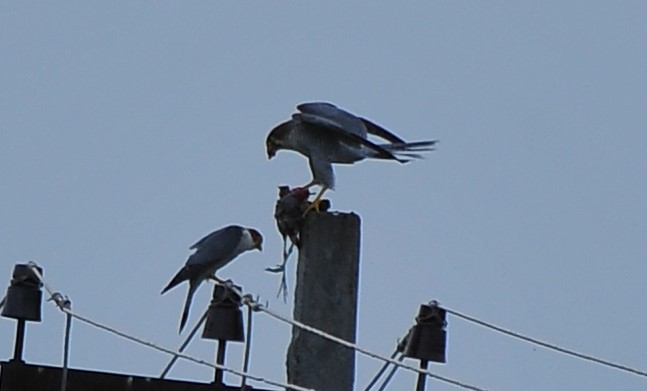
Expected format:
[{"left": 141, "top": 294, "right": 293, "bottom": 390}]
[
  {"left": 266, "top": 102, "right": 437, "bottom": 212},
  {"left": 161, "top": 225, "right": 263, "bottom": 333}
]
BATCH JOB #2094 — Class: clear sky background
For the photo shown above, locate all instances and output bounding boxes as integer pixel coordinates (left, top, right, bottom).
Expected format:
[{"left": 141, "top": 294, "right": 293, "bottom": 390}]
[{"left": 2, "top": 2, "right": 646, "bottom": 390}]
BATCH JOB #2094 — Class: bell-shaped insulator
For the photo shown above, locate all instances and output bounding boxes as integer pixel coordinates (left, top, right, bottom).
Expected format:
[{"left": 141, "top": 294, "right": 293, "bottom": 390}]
[
  {"left": 403, "top": 303, "right": 447, "bottom": 363},
  {"left": 202, "top": 283, "right": 244, "bottom": 342},
  {"left": 1, "top": 264, "right": 43, "bottom": 322}
]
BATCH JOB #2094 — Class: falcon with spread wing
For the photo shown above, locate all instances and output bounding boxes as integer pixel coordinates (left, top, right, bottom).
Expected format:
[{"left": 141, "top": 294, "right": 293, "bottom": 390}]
[{"left": 266, "top": 102, "right": 437, "bottom": 211}]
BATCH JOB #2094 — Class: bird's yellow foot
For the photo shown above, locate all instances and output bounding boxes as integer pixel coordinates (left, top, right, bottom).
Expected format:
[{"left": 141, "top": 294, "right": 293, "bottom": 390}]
[
  {"left": 303, "top": 198, "right": 322, "bottom": 216},
  {"left": 303, "top": 186, "right": 327, "bottom": 216}
]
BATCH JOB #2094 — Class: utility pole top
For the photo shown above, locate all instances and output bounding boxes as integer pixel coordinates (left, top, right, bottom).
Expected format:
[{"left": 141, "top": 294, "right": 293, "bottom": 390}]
[{"left": 287, "top": 211, "right": 361, "bottom": 391}]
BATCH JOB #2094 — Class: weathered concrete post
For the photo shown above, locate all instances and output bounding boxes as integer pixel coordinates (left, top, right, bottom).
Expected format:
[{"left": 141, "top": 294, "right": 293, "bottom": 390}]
[{"left": 287, "top": 211, "right": 361, "bottom": 391}]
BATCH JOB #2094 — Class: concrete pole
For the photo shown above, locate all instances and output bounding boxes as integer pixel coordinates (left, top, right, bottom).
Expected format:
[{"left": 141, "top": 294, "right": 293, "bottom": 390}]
[{"left": 287, "top": 211, "right": 361, "bottom": 391}]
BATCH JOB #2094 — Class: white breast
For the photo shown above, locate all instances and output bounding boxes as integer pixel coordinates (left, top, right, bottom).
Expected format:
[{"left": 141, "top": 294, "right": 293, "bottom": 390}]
[{"left": 235, "top": 229, "right": 255, "bottom": 253}]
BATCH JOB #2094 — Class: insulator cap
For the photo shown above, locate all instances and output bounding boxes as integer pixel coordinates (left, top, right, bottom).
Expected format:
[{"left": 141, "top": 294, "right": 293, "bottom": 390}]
[
  {"left": 201, "top": 284, "right": 244, "bottom": 342},
  {"left": 1, "top": 264, "right": 43, "bottom": 322},
  {"left": 403, "top": 303, "right": 447, "bottom": 363}
]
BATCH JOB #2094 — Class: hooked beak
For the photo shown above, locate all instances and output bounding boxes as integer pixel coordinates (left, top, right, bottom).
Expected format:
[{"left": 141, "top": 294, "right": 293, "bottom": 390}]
[
  {"left": 256, "top": 242, "right": 263, "bottom": 252},
  {"left": 266, "top": 141, "right": 276, "bottom": 159}
]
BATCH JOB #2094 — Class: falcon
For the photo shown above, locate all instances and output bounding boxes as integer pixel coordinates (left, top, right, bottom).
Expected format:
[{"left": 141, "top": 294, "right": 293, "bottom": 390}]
[
  {"left": 161, "top": 225, "right": 263, "bottom": 333},
  {"left": 266, "top": 102, "right": 437, "bottom": 212}
]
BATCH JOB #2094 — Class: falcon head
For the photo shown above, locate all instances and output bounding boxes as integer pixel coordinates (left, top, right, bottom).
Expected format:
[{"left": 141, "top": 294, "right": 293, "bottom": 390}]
[
  {"left": 246, "top": 228, "right": 264, "bottom": 251},
  {"left": 265, "top": 121, "right": 291, "bottom": 159}
]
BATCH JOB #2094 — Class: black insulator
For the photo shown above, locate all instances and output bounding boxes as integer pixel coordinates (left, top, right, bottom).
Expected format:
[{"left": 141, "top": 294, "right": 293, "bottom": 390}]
[
  {"left": 202, "top": 284, "right": 244, "bottom": 342},
  {"left": 1, "top": 264, "right": 43, "bottom": 322},
  {"left": 403, "top": 303, "right": 447, "bottom": 363}
]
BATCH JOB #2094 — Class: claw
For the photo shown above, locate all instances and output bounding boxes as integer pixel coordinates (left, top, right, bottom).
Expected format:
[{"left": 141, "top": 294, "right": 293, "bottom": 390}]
[
  {"left": 303, "top": 186, "right": 327, "bottom": 217},
  {"left": 303, "top": 198, "right": 322, "bottom": 216}
]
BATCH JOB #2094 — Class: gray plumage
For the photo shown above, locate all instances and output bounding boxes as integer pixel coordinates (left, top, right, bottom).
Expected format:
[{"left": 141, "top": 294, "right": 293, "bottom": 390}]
[
  {"left": 266, "top": 102, "right": 437, "bottom": 192},
  {"left": 162, "top": 225, "right": 263, "bottom": 333}
]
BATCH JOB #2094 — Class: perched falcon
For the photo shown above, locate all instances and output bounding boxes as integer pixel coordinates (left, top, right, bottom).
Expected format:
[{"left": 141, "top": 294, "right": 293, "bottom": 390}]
[
  {"left": 266, "top": 102, "right": 437, "bottom": 211},
  {"left": 161, "top": 225, "right": 263, "bottom": 333}
]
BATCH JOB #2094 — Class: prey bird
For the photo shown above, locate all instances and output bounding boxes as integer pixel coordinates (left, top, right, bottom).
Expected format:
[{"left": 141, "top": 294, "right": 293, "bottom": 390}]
[
  {"left": 266, "top": 186, "right": 314, "bottom": 302},
  {"left": 266, "top": 102, "right": 437, "bottom": 212},
  {"left": 161, "top": 225, "right": 263, "bottom": 333},
  {"left": 273, "top": 186, "right": 311, "bottom": 263},
  {"left": 267, "top": 185, "right": 331, "bottom": 301}
]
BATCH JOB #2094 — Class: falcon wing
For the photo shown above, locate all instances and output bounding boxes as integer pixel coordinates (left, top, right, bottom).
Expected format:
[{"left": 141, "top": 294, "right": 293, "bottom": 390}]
[
  {"left": 360, "top": 117, "right": 407, "bottom": 144},
  {"left": 296, "top": 102, "right": 367, "bottom": 138},
  {"left": 188, "top": 225, "right": 243, "bottom": 258},
  {"left": 298, "top": 102, "right": 408, "bottom": 144},
  {"left": 292, "top": 116, "right": 402, "bottom": 162}
]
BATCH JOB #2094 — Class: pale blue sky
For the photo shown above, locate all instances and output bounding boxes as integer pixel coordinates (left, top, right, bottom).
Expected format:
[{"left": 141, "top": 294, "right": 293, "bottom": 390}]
[{"left": 2, "top": 2, "right": 646, "bottom": 390}]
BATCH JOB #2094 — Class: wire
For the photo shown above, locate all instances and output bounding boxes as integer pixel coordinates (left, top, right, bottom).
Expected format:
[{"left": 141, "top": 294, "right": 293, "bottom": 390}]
[
  {"left": 364, "top": 349, "right": 399, "bottom": 391},
  {"left": 23, "top": 258, "right": 647, "bottom": 389},
  {"left": 228, "top": 286, "right": 490, "bottom": 391},
  {"left": 26, "top": 261, "right": 488, "bottom": 391},
  {"left": 442, "top": 305, "right": 647, "bottom": 379},
  {"left": 161, "top": 285, "right": 237, "bottom": 378},
  {"left": 72, "top": 307, "right": 314, "bottom": 390},
  {"left": 61, "top": 311, "right": 72, "bottom": 391},
  {"left": 240, "top": 304, "right": 254, "bottom": 390},
  {"left": 159, "top": 309, "right": 209, "bottom": 379},
  {"left": 27, "top": 262, "right": 316, "bottom": 391},
  {"left": 257, "top": 306, "right": 488, "bottom": 391},
  {"left": 378, "top": 354, "right": 405, "bottom": 391},
  {"left": 27, "top": 262, "right": 68, "bottom": 313}
]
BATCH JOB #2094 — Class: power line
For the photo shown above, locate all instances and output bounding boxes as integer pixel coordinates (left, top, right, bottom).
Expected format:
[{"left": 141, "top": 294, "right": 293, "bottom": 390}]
[
  {"left": 27, "top": 261, "right": 492, "bottom": 391},
  {"left": 230, "top": 287, "right": 491, "bottom": 391},
  {"left": 61, "top": 310, "right": 72, "bottom": 391},
  {"left": 27, "top": 262, "right": 316, "bottom": 391},
  {"left": 240, "top": 304, "right": 254, "bottom": 388},
  {"left": 159, "top": 308, "right": 209, "bottom": 378},
  {"left": 35, "top": 260, "right": 645, "bottom": 390},
  {"left": 363, "top": 349, "right": 399, "bottom": 391},
  {"left": 259, "top": 306, "right": 489, "bottom": 391},
  {"left": 442, "top": 305, "right": 647, "bottom": 379}
]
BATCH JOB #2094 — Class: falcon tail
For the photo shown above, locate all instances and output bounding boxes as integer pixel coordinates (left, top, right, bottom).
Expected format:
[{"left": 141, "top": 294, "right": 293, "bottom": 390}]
[
  {"left": 161, "top": 267, "right": 190, "bottom": 295},
  {"left": 378, "top": 140, "right": 438, "bottom": 162},
  {"left": 179, "top": 283, "right": 198, "bottom": 333}
]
